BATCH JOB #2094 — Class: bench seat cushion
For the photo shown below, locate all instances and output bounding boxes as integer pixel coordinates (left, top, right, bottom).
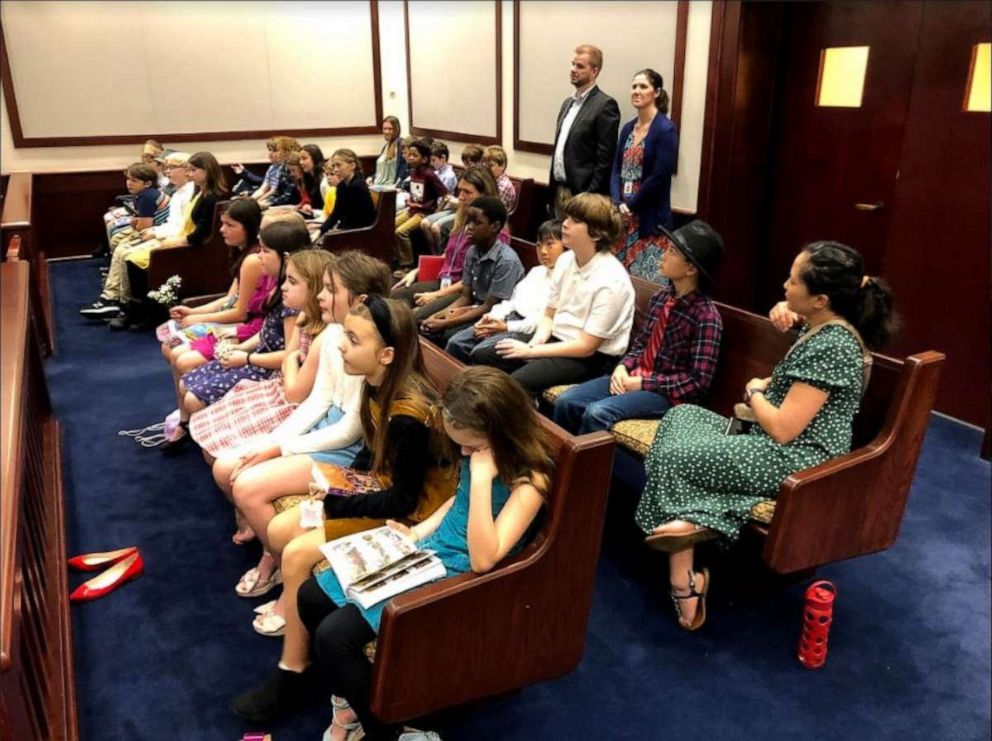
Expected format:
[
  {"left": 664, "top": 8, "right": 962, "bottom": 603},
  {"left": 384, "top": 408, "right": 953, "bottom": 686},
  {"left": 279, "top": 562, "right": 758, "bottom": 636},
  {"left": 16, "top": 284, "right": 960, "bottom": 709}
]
[{"left": 542, "top": 384, "right": 574, "bottom": 405}]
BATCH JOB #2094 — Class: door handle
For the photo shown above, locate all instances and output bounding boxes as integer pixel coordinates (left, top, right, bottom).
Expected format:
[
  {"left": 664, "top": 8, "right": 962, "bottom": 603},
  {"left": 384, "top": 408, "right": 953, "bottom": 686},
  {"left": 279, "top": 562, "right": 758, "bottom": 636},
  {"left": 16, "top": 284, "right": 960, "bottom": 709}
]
[{"left": 854, "top": 201, "right": 884, "bottom": 211}]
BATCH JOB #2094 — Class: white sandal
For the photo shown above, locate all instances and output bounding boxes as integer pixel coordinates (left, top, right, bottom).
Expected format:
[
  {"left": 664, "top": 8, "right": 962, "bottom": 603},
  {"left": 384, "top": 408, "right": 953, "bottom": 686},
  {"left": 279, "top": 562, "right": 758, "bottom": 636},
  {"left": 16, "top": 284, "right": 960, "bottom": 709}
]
[
  {"left": 252, "top": 610, "right": 286, "bottom": 637},
  {"left": 235, "top": 566, "right": 282, "bottom": 598},
  {"left": 253, "top": 599, "right": 277, "bottom": 615}
]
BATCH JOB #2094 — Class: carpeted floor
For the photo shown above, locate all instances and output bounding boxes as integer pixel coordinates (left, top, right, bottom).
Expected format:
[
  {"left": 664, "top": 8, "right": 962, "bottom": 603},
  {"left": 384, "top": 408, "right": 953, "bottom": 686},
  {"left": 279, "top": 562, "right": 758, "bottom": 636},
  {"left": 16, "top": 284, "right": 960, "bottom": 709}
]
[{"left": 49, "top": 258, "right": 990, "bottom": 740}]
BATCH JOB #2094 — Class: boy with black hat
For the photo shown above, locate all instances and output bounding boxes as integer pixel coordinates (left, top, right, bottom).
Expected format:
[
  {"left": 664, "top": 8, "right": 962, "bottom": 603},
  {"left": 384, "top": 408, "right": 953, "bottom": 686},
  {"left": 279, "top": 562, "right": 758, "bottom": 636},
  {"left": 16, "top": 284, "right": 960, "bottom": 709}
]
[{"left": 553, "top": 219, "right": 725, "bottom": 434}]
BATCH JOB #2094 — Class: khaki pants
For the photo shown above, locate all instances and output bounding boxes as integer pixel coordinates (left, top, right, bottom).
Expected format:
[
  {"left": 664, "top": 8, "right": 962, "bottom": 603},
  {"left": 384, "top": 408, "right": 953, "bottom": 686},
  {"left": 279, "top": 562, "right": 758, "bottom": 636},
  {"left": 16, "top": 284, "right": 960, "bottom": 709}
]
[
  {"left": 394, "top": 209, "right": 425, "bottom": 267},
  {"left": 552, "top": 184, "right": 574, "bottom": 219}
]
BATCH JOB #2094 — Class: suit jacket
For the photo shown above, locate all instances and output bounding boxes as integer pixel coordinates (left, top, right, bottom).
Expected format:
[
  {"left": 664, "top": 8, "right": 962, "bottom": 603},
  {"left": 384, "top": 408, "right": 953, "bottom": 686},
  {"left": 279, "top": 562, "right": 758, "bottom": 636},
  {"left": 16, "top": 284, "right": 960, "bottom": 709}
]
[
  {"left": 610, "top": 114, "right": 679, "bottom": 237},
  {"left": 549, "top": 85, "right": 621, "bottom": 195}
]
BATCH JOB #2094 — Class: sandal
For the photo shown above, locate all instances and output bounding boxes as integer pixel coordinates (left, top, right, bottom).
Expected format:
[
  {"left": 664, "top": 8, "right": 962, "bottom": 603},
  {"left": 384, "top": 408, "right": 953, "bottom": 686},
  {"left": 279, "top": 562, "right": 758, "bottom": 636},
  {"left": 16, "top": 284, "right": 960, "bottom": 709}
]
[
  {"left": 253, "top": 599, "right": 277, "bottom": 615},
  {"left": 645, "top": 522, "right": 717, "bottom": 553},
  {"left": 322, "top": 696, "right": 362, "bottom": 741},
  {"left": 235, "top": 566, "right": 282, "bottom": 598},
  {"left": 252, "top": 610, "right": 286, "bottom": 637},
  {"left": 670, "top": 568, "right": 710, "bottom": 632}
]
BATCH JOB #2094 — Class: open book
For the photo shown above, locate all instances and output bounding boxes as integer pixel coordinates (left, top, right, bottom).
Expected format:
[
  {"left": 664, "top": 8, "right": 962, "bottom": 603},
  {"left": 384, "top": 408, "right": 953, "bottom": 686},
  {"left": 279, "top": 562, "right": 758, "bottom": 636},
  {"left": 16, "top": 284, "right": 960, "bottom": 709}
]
[
  {"left": 311, "top": 462, "right": 383, "bottom": 498},
  {"left": 319, "top": 525, "right": 446, "bottom": 609}
]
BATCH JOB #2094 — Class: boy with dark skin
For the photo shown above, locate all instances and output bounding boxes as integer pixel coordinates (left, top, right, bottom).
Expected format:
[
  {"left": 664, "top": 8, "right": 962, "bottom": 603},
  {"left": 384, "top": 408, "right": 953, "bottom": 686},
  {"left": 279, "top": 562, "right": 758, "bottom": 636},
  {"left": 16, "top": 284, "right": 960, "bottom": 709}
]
[{"left": 420, "top": 197, "right": 523, "bottom": 345}]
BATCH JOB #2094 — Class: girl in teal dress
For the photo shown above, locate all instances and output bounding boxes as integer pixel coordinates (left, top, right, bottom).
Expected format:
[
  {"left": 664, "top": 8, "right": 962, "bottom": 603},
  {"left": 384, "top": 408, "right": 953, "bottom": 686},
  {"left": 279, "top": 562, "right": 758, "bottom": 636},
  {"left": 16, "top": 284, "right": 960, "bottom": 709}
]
[
  {"left": 238, "top": 366, "right": 553, "bottom": 740},
  {"left": 638, "top": 241, "right": 898, "bottom": 631}
]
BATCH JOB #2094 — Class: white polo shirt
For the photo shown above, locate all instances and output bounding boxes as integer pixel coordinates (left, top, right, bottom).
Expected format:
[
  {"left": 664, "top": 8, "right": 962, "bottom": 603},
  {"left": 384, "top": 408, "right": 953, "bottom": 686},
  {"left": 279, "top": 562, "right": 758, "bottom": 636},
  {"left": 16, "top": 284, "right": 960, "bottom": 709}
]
[{"left": 547, "top": 250, "right": 635, "bottom": 356}]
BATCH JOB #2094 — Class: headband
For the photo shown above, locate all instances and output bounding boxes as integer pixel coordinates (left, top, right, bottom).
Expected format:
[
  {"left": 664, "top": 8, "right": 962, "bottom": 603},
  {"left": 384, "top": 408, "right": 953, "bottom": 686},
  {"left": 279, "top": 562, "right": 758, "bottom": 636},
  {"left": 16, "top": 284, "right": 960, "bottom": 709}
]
[{"left": 363, "top": 295, "right": 395, "bottom": 347}]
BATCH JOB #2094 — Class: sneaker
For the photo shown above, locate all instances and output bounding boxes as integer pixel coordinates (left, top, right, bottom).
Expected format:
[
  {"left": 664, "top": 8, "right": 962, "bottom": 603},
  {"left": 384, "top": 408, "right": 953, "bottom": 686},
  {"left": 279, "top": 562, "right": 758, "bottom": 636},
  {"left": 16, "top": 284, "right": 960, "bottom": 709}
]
[{"left": 79, "top": 299, "right": 120, "bottom": 318}]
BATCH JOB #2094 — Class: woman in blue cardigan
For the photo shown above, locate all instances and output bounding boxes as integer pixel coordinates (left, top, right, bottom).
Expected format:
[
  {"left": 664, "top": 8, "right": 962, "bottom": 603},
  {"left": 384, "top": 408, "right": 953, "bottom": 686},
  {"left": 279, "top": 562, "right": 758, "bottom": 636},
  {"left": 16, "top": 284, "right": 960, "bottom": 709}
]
[{"left": 610, "top": 68, "right": 679, "bottom": 280}]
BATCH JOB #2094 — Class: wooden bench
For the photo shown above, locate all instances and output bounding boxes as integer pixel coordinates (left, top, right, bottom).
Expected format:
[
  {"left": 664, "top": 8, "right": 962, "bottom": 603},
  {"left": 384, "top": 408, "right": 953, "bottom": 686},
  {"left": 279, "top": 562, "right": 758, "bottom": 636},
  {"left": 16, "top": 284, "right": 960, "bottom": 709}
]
[
  {"left": 146, "top": 200, "right": 231, "bottom": 299},
  {"left": 319, "top": 189, "right": 396, "bottom": 266},
  {"left": 544, "top": 274, "right": 946, "bottom": 574},
  {"left": 366, "top": 340, "right": 616, "bottom": 723},
  {"left": 0, "top": 261, "right": 76, "bottom": 741},
  {"left": 1, "top": 173, "right": 53, "bottom": 355}
]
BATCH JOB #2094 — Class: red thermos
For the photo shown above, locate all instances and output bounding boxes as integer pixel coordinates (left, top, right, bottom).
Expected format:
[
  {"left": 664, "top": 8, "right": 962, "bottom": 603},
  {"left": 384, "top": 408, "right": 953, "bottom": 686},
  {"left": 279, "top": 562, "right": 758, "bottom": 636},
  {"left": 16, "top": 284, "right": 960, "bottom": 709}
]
[{"left": 797, "top": 580, "right": 837, "bottom": 669}]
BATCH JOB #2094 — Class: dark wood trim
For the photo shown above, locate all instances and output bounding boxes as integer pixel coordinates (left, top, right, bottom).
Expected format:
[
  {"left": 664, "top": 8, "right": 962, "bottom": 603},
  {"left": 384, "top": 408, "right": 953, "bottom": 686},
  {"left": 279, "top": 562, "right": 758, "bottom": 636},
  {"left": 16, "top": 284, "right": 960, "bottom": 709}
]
[
  {"left": 405, "top": 0, "right": 502, "bottom": 145},
  {"left": 1, "top": 1, "right": 383, "bottom": 148},
  {"left": 697, "top": 0, "right": 730, "bottom": 220},
  {"left": 512, "top": 0, "right": 690, "bottom": 155},
  {"left": 369, "top": 0, "right": 385, "bottom": 127},
  {"left": 0, "top": 27, "right": 24, "bottom": 145}
]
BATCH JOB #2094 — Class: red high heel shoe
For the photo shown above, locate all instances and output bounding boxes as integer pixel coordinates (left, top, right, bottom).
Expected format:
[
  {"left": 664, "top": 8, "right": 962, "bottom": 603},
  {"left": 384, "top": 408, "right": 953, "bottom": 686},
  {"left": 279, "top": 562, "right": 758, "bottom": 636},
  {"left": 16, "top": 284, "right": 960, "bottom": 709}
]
[
  {"left": 70, "top": 551, "right": 144, "bottom": 602},
  {"left": 67, "top": 546, "right": 138, "bottom": 572}
]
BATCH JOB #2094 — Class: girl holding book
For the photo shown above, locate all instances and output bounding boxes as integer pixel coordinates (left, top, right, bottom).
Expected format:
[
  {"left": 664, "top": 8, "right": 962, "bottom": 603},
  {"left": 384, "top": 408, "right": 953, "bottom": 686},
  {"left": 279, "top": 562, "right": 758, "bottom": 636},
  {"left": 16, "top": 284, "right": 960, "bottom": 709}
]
[
  {"left": 227, "top": 297, "right": 456, "bottom": 645},
  {"left": 231, "top": 300, "right": 458, "bottom": 725},
  {"left": 233, "top": 367, "right": 551, "bottom": 741}
]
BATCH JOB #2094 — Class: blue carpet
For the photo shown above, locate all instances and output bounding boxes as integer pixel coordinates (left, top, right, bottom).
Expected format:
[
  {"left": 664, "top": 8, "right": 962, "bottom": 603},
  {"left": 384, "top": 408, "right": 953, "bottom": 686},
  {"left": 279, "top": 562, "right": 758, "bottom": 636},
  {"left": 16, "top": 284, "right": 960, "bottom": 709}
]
[{"left": 49, "top": 258, "right": 990, "bottom": 740}]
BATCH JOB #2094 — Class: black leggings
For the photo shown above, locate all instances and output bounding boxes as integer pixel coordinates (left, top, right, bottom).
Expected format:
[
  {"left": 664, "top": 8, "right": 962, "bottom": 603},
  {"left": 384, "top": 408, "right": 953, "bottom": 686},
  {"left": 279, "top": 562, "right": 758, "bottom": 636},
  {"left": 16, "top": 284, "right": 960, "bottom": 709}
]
[{"left": 297, "top": 577, "right": 397, "bottom": 740}]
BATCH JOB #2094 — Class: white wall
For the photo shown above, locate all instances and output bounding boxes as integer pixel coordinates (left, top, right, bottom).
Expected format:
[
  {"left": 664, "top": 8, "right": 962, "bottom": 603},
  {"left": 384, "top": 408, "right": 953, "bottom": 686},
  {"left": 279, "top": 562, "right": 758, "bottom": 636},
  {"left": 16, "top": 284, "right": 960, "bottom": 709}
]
[{"left": 2, "top": 0, "right": 711, "bottom": 211}]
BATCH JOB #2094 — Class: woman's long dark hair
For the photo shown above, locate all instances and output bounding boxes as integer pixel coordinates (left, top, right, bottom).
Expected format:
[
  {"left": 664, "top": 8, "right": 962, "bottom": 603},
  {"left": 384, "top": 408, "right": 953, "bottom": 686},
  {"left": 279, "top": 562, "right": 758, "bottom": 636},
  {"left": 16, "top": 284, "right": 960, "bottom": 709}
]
[
  {"left": 800, "top": 241, "right": 899, "bottom": 348},
  {"left": 187, "top": 151, "right": 228, "bottom": 199}
]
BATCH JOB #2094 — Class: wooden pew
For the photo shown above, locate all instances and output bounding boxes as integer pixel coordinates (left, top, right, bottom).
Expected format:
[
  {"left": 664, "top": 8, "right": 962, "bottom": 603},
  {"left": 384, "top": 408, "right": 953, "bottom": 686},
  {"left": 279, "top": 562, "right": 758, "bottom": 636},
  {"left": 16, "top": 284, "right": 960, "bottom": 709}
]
[
  {"left": 319, "top": 189, "right": 396, "bottom": 265},
  {"left": 1, "top": 173, "right": 53, "bottom": 355},
  {"left": 146, "top": 200, "right": 231, "bottom": 300},
  {"left": 0, "top": 261, "right": 77, "bottom": 741},
  {"left": 367, "top": 340, "right": 616, "bottom": 724},
  {"left": 553, "top": 274, "right": 946, "bottom": 574}
]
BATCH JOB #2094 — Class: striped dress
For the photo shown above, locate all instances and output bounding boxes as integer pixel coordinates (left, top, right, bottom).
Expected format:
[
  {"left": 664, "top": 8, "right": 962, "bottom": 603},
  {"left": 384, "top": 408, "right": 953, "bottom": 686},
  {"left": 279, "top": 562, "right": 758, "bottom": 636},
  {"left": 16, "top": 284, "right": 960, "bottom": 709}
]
[{"left": 189, "top": 328, "right": 318, "bottom": 457}]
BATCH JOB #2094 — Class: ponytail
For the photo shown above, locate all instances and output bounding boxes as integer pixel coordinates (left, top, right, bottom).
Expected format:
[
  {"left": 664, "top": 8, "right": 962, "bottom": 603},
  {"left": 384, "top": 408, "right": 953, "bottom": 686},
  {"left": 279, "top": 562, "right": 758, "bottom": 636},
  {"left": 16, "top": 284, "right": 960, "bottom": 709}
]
[{"left": 856, "top": 276, "right": 900, "bottom": 349}]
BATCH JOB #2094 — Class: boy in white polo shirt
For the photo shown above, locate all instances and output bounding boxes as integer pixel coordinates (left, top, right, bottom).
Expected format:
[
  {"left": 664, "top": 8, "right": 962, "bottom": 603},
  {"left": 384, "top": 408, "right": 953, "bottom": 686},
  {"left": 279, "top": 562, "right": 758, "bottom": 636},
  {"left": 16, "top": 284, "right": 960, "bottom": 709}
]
[{"left": 494, "top": 193, "right": 635, "bottom": 394}]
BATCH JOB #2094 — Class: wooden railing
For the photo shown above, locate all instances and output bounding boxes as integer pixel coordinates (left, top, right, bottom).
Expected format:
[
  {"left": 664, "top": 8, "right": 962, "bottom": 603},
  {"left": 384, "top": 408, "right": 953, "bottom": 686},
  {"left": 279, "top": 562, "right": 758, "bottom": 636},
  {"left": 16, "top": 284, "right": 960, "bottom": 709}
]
[
  {"left": 0, "top": 261, "right": 76, "bottom": 741},
  {"left": 1, "top": 173, "right": 53, "bottom": 355}
]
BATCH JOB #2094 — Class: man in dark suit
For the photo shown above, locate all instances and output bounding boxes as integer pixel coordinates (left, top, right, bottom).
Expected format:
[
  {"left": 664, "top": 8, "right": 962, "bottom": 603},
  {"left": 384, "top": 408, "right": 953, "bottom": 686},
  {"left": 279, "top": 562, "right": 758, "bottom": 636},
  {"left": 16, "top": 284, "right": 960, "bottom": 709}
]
[{"left": 549, "top": 44, "right": 621, "bottom": 216}]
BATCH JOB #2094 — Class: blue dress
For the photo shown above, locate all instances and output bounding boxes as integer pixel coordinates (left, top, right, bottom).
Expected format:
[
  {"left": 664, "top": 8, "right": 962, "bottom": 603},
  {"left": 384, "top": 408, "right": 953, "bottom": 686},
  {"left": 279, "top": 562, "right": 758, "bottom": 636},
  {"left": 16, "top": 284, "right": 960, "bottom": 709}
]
[
  {"left": 183, "top": 306, "right": 298, "bottom": 405},
  {"left": 315, "top": 458, "right": 514, "bottom": 632}
]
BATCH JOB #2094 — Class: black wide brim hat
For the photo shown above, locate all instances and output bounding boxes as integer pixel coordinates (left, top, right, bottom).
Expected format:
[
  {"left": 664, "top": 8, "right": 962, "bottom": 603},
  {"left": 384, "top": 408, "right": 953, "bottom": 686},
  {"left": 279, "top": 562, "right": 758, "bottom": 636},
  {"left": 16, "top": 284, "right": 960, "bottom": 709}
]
[{"left": 658, "top": 220, "right": 725, "bottom": 285}]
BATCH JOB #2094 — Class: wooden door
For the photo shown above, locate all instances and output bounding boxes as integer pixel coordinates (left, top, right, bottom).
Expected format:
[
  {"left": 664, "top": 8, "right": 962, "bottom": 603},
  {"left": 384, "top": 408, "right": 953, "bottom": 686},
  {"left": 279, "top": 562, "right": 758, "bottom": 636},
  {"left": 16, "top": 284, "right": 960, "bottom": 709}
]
[
  {"left": 764, "top": 1, "right": 924, "bottom": 303},
  {"left": 764, "top": 1, "right": 991, "bottom": 428}
]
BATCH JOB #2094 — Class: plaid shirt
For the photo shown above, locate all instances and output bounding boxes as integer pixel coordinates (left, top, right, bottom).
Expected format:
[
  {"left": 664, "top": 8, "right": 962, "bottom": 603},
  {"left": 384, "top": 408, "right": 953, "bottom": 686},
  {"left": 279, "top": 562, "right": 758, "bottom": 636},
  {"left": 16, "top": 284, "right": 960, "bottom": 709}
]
[{"left": 620, "top": 285, "right": 722, "bottom": 403}]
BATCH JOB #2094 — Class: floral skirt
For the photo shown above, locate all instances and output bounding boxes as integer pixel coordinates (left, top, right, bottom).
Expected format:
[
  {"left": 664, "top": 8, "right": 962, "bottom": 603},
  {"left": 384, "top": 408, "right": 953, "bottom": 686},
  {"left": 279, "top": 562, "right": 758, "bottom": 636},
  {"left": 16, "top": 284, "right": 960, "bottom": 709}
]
[
  {"left": 189, "top": 376, "right": 295, "bottom": 456},
  {"left": 613, "top": 214, "right": 669, "bottom": 283}
]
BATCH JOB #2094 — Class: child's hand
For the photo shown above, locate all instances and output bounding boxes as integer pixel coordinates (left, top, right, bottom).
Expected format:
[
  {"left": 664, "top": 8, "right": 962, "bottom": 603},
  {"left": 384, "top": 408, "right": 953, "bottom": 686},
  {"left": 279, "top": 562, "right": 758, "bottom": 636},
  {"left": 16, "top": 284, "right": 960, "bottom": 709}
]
[
  {"left": 386, "top": 520, "right": 415, "bottom": 539},
  {"left": 170, "top": 305, "right": 191, "bottom": 320},
  {"left": 232, "top": 163, "right": 245, "bottom": 174},
  {"left": 413, "top": 291, "right": 439, "bottom": 306},
  {"left": 495, "top": 338, "right": 531, "bottom": 360},
  {"left": 469, "top": 447, "right": 498, "bottom": 481}
]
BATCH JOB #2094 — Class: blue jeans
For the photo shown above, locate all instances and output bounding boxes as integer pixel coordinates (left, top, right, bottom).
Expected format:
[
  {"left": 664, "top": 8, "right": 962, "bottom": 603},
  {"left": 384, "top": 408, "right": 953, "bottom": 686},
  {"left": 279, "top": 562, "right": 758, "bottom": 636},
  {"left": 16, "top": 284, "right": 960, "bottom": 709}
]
[{"left": 553, "top": 376, "right": 671, "bottom": 434}]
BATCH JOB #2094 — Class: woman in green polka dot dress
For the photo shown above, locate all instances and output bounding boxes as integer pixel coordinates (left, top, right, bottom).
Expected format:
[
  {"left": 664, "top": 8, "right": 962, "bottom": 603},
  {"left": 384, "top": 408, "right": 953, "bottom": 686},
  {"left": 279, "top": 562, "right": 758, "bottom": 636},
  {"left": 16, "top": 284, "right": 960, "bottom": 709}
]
[{"left": 637, "top": 242, "right": 898, "bottom": 630}]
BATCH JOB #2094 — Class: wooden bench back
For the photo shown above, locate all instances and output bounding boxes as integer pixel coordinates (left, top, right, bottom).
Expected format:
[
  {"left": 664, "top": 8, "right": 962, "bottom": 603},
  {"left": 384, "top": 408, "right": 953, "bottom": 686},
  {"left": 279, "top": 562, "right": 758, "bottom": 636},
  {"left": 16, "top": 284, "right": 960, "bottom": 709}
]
[
  {"left": 370, "top": 341, "right": 616, "bottom": 721},
  {"left": 147, "top": 200, "right": 229, "bottom": 298},
  {"left": 319, "top": 189, "right": 396, "bottom": 265}
]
